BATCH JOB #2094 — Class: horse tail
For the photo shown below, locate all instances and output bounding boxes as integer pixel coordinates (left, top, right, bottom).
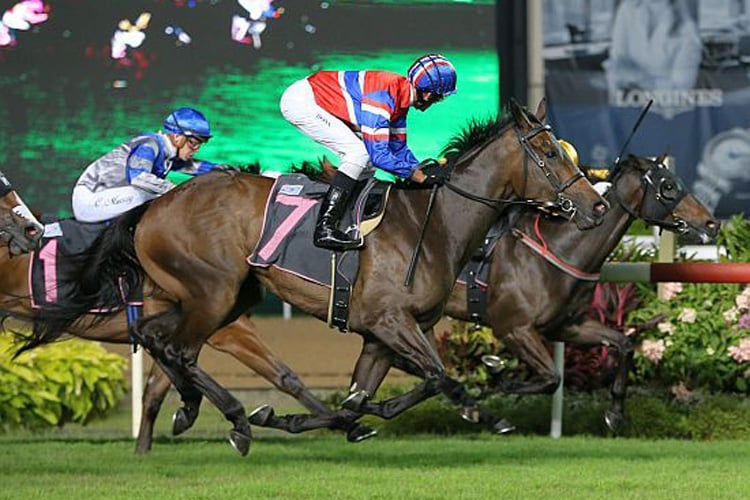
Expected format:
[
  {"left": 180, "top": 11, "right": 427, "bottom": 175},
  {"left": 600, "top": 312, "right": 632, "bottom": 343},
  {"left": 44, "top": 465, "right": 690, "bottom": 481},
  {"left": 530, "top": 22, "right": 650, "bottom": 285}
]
[{"left": 14, "top": 203, "right": 150, "bottom": 357}]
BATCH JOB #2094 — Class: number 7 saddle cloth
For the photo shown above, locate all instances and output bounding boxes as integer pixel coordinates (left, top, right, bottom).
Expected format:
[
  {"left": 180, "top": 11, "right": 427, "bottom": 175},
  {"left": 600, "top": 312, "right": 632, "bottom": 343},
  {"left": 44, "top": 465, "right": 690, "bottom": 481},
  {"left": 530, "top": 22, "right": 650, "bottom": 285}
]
[{"left": 247, "top": 173, "right": 389, "bottom": 288}]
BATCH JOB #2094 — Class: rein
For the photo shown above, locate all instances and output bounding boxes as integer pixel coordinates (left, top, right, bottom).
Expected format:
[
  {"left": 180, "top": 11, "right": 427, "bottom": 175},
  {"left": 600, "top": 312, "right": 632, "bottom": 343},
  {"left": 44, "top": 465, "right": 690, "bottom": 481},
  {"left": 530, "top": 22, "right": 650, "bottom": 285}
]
[
  {"left": 512, "top": 213, "right": 601, "bottom": 281},
  {"left": 442, "top": 124, "right": 583, "bottom": 212}
]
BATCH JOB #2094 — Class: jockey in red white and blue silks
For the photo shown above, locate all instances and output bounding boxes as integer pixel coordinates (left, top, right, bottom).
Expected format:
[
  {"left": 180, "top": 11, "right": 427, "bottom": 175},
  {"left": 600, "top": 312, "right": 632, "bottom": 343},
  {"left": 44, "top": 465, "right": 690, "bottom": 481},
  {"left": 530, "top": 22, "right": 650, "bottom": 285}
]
[
  {"left": 279, "top": 53, "right": 457, "bottom": 251},
  {"left": 72, "top": 107, "right": 219, "bottom": 223}
]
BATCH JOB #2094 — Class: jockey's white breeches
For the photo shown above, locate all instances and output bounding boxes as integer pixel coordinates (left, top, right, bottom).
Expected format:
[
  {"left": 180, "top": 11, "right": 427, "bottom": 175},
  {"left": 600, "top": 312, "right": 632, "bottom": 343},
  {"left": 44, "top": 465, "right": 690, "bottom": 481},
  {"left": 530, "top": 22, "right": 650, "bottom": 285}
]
[
  {"left": 72, "top": 185, "right": 158, "bottom": 223},
  {"left": 280, "top": 78, "right": 373, "bottom": 181}
]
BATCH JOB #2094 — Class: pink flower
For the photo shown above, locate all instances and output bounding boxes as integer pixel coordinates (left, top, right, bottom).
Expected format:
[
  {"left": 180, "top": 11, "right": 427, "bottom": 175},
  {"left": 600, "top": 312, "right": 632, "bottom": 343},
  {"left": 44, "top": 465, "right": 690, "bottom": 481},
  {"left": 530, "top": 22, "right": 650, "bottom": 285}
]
[
  {"left": 736, "top": 287, "right": 750, "bottom": 311},
  {"left": 678, "top": 308, "right": 697, "bottom": 324},
  {"left": 728, "top": 337, "right": 750, "bottom": 363},
  {"left": 662, "top": 282, "right": 683, "bottom": 301},
  {"left": 658, "top": 322, "right": 675, "bottom": 335},
  {"left": 641, "top": 339, "right": 666, "bottom": 363},
  {"left": 738, "top": 314, "right": 750, "bottom": 330}
]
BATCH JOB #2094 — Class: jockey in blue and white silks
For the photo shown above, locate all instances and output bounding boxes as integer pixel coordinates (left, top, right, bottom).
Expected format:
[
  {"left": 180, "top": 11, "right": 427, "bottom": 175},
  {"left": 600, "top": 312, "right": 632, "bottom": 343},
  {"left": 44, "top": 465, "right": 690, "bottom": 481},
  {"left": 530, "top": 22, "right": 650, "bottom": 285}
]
[
  {"left": 279, "top": 54, "right": 457, "bottom": 251},
  {"left": 72, "top": 107, "right": 219, "bottom": 223}
]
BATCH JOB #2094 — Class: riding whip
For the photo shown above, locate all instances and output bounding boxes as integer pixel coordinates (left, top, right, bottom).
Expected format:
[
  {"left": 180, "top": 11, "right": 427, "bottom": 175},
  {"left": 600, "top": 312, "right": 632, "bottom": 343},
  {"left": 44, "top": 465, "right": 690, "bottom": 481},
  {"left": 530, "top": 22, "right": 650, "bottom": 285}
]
[
  {"left": 404, "top": 183, "right": 439, "bottom": 288},
  {"left": 614, "top": 99, "right": 653, "bottom": 167}
]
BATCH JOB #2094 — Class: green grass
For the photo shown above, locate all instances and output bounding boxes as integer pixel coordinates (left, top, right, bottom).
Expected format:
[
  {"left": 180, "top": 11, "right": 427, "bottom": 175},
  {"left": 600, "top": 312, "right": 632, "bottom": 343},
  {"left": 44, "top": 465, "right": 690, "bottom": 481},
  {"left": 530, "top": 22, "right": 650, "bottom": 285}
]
[
  {"left": 2, "top": 394, "right": 750, "bottom": 498},
  {"left": 1, "top": 434, "right": 749, "bottom": 499}
]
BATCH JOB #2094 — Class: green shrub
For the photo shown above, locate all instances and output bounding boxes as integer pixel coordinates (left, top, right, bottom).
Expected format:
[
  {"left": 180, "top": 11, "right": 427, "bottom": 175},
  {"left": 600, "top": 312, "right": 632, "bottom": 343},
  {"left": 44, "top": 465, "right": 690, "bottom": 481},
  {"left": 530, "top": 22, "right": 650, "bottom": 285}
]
[
  {"left": 683, "top": 393, "right": 750, "bottom": 440},
  {"left": 339, "top": 385, "right": 750, "bottom": 440},
  {"left": 0, "top": 332, "right": 127, "bottom": 430}
]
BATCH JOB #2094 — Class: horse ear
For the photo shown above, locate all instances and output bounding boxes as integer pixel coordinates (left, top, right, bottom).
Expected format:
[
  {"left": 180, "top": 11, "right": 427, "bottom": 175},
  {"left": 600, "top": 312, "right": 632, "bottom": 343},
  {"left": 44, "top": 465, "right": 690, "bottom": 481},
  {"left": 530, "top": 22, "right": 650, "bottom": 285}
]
[
  {"left": 535, "top": 97, "right": 547, "bottom": 122},
  {"left": 656, "top": 152, "right": 667, "bottom": 165},
  {"left": 508, "top": 97, "right": 531, "bottom": 128}
]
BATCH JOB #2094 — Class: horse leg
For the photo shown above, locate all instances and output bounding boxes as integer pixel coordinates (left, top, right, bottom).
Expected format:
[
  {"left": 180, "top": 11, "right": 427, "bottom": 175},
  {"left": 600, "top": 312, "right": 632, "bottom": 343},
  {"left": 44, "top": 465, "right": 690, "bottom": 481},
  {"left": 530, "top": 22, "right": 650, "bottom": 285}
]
[
  {"left": 341, "top": 315, "right": 446, "bottom": 419},
  {"left": 257, "top": 337, "right": 395, "bottom": 440},
  {"left": 389, "top": 332, "right": 515, "bottom": 434},
  {"left": 486, "top": 325, "right": 561, "bottom": 394},
  {"left": 168, "top": 304, "right": 254, "bottom": 456},
  {"left": 206, "top": 316, "right": 376, "bottom": 442},
  {"left": 131, "top": 306, "right": 252, "bottom": 456},
  {"left": 135, "top": 361, "right": 172, "bottom": 454},
  {"left": 563, "top": 319, "right": 634, "bottom": 432},
  {"left": 129, "top": 310, "right": 205, "bottom": 440}
]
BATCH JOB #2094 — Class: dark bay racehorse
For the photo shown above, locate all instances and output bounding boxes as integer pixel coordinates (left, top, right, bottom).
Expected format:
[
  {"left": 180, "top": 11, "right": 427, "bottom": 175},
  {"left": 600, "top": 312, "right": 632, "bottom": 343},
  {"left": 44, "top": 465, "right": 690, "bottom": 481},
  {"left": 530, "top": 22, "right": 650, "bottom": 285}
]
[
  {"left": 441, "top": 154, "right": 719, "bottom": 430},
  {"left": 0, "top": 186, "right": 373, "bottom": 455},
  {"left": 0, "top": 170, "right": 43, "bottom": 254},
  {"left": 30, "top": 100, "right": 609, "bottom": 455}
]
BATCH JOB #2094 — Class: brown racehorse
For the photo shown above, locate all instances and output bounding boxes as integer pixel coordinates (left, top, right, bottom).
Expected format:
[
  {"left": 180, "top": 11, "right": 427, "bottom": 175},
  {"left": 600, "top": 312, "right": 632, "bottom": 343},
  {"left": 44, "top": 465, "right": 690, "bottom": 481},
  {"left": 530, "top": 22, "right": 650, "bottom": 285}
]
[
  {"left": 435, "top": 154, "right": 719, "bottom": 430},
  {"left": 0, "top": 170, "right": 43, "bottom": 254},
  {"left": 0, "top": 185, "right": 375, "bottom": 455},
  {"left": 29, "top": 99, "right": 609, "bottom": 455}
]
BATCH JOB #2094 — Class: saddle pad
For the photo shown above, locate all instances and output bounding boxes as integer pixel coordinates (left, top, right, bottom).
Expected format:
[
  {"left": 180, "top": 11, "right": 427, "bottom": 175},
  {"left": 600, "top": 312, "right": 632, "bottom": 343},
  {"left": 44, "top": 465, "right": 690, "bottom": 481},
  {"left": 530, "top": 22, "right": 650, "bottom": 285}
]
[
  {"left": 30, "top": 218, "right": 120, "bottom": 309},
  {"left": 247, "top": 174, "right": 390, "bottom": 286},
  {"left": 247, "top": 174, "right": 362, "bottom": 287}
]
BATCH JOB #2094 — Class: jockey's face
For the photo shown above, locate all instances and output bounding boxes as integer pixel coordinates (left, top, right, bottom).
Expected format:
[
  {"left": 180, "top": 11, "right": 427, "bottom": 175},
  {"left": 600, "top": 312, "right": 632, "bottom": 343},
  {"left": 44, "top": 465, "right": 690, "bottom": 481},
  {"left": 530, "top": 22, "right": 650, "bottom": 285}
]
[
  {"left": 174, "top": 135, "right": 208, "bottom": 160},
  {"left": 413, "top": 90, "right": 444, "bottom": 112}
]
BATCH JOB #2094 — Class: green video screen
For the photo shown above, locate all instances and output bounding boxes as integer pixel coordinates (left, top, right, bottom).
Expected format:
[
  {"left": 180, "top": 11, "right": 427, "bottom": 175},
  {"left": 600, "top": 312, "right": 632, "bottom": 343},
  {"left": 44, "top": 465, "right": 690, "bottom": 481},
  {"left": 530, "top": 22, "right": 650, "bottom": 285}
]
[{"left": 0, "top": 0, "right": 498, "bottom": 216}]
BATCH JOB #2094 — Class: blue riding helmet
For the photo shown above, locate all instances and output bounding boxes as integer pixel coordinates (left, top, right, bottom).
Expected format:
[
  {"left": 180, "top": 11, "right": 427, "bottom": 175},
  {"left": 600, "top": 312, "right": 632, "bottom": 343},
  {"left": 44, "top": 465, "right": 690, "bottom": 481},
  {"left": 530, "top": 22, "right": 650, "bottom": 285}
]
[
  {"left": 407, "top": 54, "right": 457, "bottom": 97},
  {"left": 163, "top": 107, "right": 212, "bottom": 138}
]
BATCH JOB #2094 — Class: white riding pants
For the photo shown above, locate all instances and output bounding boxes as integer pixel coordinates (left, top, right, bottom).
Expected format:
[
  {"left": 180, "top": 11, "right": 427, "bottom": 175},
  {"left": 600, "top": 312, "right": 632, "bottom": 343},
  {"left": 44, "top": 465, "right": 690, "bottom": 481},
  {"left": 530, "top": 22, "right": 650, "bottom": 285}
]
[
  {"left": 280, "top": 78, "right": 373, "bottom": 181},
  {"left": 72, "top": 185, "right": 157, "bottom": 223}
]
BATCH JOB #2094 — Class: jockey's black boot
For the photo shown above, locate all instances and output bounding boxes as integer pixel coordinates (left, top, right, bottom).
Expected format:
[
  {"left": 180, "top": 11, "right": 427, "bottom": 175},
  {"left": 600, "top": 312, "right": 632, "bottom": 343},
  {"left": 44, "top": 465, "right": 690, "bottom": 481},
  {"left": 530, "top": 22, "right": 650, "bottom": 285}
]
[{"left": 314, "top": 172, "right": 363, "bottom": 251}]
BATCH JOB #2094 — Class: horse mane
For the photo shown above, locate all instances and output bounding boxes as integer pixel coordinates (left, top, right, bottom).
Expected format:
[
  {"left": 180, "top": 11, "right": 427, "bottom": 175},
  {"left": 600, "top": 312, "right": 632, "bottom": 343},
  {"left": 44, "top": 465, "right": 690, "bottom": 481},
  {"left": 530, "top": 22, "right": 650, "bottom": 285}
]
[
  {"left": 607, "top": 153, "right": 653, "bottom": 181},
  {"left": 439, "top": 112, "right": 514, "bottom": 166},
  {"left": 14, "top": 203, "right": 149, "bottom": 357},
  {"left": 234, "top": 161, "right": 261, "bottom": 174}
]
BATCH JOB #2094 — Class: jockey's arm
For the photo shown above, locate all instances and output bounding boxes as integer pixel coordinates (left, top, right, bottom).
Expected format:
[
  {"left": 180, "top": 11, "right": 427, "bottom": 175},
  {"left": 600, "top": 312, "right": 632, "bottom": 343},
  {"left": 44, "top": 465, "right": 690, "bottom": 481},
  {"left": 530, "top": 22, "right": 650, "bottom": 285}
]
[
  {"left": 127, "top": 142, "right": 176, "bottom": 195},
  {"left": 172, "top": 158, "right": 219, "bottom": 176},
  {"left": 360, "top": 95, "right": 419, "bottom": 178}
]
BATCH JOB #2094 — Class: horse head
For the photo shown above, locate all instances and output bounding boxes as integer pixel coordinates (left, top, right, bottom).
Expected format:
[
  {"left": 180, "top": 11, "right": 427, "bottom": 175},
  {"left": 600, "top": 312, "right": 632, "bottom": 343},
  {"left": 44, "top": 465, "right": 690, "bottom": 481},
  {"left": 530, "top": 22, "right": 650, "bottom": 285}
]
[
  {"left": 506, "top": 98, "right": 609, "bottom": 229},
  {"left": 0, "top": 170, "right": 44, "bottom": 255},
  {"left": 608, "top": 154, "right": 719, "bottom": 243}
]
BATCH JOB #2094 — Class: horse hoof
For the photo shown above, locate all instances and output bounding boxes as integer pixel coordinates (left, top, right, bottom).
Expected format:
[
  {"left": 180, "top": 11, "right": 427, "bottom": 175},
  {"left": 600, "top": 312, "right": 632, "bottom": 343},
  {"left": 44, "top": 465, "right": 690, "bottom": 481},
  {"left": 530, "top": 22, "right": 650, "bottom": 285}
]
[
  {"left": 481, "top": 354, "right": 506, "bottom": 374},
  {"left": 341, "top": 390, "right": 368, "bottom": 412},
  {"left": 493, "top": 419, "right": 516, "bottom": 435},
  {"left": 134, "top": 440, "right": 152, "bottom": 455},
  {"left": 460, "top": 406, "right": 481, "bottom": 424},
  {"left": 172, "top": 408, "right": 192, "bottom": 436},
  {"left": 248, "top": 404, "right": 275, "bottom": 427},
  {"left": 229, "top": 430, "right": 252, "bottom": 457},
  {"left": 604, "top": 411, "right": 624, "bottom": 433},
  {"left": 346, "top": 424, "right": 377, "bottom": 443}
]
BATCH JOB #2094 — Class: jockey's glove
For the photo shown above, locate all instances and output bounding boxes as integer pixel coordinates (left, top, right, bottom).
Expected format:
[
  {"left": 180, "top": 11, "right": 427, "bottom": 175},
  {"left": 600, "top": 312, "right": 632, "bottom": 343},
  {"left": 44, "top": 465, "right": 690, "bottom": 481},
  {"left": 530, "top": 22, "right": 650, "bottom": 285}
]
[{"left": 419, "top": 158, "right": 450, "bottom": 187}]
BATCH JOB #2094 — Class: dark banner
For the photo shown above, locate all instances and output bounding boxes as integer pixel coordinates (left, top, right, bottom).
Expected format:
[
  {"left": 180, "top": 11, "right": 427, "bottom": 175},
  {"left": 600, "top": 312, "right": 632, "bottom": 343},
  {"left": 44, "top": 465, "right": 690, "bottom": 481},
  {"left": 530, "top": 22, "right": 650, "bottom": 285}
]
[{"left": 543, "top": 0, "right": 750, "bottom": 219}]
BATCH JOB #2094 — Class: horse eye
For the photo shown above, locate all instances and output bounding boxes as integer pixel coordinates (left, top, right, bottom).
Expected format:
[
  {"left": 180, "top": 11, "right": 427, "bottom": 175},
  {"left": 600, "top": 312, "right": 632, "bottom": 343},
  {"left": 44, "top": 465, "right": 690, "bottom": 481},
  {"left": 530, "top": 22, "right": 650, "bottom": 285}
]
[{"left": 545, "top": 151, "right": 556, "bottom": 159}]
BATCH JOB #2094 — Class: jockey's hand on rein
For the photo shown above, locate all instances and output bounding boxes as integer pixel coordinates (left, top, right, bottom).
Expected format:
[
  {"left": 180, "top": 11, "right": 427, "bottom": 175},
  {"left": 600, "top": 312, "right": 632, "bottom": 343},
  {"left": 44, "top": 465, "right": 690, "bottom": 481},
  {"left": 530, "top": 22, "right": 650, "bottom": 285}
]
[{"left": 418, "top": 158, "right": 449, "bottom": 187}]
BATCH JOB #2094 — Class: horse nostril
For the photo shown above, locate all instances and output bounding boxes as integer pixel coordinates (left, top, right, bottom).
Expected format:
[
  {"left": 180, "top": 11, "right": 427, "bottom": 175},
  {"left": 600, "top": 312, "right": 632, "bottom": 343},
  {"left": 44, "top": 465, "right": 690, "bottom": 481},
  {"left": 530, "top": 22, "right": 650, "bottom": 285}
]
[{"left": 593, "top": 201, "right": 608, "bottom": 216}]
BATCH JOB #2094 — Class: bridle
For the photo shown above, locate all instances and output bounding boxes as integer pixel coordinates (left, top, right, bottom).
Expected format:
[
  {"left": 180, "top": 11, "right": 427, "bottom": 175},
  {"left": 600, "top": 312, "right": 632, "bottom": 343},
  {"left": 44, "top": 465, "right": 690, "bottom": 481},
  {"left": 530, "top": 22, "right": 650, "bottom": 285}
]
[
  {"left": 609, "top": 158, "right": 690, "bottom": 233},
  {"left": 0, "top": 170, "right": 44, "bottom": 252},
  {"left": 443, "top": 123, "right": 586, "bottom": 215}
]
